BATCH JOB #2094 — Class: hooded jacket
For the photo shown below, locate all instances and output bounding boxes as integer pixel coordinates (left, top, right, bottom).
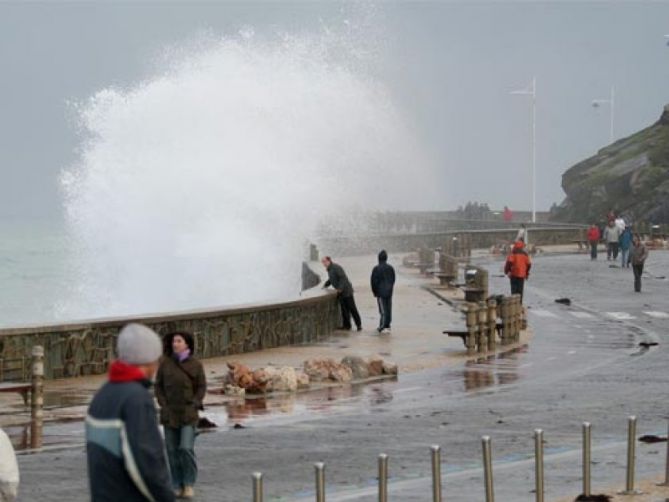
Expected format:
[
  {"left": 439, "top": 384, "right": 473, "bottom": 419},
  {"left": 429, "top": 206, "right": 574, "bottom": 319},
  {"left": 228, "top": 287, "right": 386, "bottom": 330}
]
[
  {"left": 86, "top": 361, "right": 175, "bottom": 502},
  {"left": 504, "top": 241, "right": 532, "bottom": 279},
  {"left": 371, "top": 250, "right": 396, "bottom": 298}
]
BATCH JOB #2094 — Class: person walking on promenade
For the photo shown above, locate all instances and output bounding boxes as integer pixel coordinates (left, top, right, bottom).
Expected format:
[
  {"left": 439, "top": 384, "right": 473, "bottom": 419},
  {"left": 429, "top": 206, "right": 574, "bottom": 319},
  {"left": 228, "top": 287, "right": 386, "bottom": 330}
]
[
  {"left": 603, "top": 220, "right": 621, "bottom": 261},
  {"left": 371, "top": 250, "right": 396, "bottom": 334},
  {"left": 630, "top": 234, "right": 649, "bottom": 292},
  {"left": 504, "top": 240, "right": 532, "bottom": 303},
  {"left": 587, "top": 223, "right": 601, "bottom": 260},
  {"left": 155, "top": 332, "right": 207, "bottom": 499},
  {"left": 516, "top": 223, "right": 528, "bottom": 245},
  {"left": 619, "top": 225, "right": 633, "bottom": 268},
  {"left": 322, "top": 256, "right": 362, "bottom": 331},
  {"left": 86, "top": 323, "right": 175, "bottom": 502}
]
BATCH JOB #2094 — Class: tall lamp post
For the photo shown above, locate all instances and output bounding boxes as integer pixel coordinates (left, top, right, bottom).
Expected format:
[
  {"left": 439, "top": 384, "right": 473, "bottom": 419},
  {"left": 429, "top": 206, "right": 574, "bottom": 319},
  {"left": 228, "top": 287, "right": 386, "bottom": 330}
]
[
  {"left": 592, "top": 85, "right": 615, "bottom": 145},
  {"left": 510, "top": 76, "right": 537, "bottom": 223}
]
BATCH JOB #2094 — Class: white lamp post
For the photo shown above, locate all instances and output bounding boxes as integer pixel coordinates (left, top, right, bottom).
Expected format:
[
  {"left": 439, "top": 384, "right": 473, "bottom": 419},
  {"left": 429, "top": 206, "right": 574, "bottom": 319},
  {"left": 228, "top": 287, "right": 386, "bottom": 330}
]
[
  {"left": 592, "top": 85, "right": 615, "bottom": 145},
  {"left": 510, "top": 76, "right": 537, "bottom": 223}
]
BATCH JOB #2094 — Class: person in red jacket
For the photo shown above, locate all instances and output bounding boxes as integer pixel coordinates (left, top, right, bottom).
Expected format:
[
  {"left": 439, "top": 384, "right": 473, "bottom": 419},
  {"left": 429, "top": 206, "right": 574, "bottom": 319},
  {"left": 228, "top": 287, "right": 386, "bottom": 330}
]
[
  {"left": 504, "top": 240, "right": 532, "bottom": 303},
  {"left": 587, "top": 223, "right": 601, "bottom": 260}
]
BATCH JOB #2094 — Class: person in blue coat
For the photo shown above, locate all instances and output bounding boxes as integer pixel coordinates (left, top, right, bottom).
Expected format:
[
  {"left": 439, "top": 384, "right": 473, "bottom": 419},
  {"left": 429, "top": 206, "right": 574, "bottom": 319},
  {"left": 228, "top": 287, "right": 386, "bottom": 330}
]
[{"left": 619, "top": 225, "right": 633, "bottom": 268}]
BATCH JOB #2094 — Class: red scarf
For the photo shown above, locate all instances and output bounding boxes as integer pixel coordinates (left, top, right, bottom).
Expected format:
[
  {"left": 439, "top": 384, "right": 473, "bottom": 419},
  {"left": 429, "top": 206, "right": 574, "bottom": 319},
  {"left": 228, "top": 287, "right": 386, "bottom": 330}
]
[{"left": 109, "top": 360, "right": 147, "bottom": 383}]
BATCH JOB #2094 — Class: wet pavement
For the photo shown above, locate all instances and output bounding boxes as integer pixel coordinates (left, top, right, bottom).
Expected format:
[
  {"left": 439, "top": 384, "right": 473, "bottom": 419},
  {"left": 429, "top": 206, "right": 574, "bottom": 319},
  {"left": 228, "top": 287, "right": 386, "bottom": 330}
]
[{"left": 13, "top": 249, "right": 669, "bottom": 501}]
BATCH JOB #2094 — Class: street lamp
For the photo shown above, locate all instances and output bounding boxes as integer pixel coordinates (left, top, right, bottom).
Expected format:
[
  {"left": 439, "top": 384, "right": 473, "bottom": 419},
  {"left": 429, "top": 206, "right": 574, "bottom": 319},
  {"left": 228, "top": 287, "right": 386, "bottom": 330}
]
[
  {"left": 591, "top": 85, "right": 615, "bottom": 144},
  {"left": 510, "top": 76, "right": 537, "bottom": 223}
]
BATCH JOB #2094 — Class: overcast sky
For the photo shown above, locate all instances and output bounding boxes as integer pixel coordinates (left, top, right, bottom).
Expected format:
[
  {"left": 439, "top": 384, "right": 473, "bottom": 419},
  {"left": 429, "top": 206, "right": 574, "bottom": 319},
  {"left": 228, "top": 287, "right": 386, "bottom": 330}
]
[{"left": 2, "top": 1, "right": 669, "bottom": 221}]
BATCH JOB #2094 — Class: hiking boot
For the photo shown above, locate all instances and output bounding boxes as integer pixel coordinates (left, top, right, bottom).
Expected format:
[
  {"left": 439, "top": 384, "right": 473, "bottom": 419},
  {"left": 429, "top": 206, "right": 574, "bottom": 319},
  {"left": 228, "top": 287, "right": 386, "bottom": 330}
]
[
  {"left": 356, "top": 326, "right": 362, "bottom": 331},
  {"left": 182, "top": 486, "right": 194, "bottom": 499}
]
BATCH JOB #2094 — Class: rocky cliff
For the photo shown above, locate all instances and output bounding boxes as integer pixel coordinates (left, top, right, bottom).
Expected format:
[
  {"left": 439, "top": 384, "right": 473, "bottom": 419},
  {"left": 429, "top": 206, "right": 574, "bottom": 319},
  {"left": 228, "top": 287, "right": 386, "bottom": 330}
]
[{"left": 552, "top": 105, "right": 669, "bottom": 224}]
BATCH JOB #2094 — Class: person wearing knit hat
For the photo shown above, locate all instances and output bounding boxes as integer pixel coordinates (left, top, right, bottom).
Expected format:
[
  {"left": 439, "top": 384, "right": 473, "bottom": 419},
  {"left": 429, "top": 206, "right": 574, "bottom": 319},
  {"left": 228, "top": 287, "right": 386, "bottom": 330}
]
[{"left": 86, "top": 323, "right": 175, "bottom": 502}]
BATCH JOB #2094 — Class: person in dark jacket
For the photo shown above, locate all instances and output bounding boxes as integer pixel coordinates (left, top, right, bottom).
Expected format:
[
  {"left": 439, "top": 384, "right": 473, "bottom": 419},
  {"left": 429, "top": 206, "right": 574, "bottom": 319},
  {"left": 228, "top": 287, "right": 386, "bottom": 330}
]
[
  {"left": 321, "top": 256, "right": 362, "bottom": 331},
  {"left": 86, "top": 323, "right": 175, "bottom": 502},
  {"left": 155, "top": 332, "right": 207, "bottom": 500},
  {"left": 370, "top": 250, "right": 396, "bottom": 334},
  {"left": 630, "top": 234, "right": 649, "bottom": 292},
  {"left": 618, "top": 225, "right": 633, "bottom": 268}
]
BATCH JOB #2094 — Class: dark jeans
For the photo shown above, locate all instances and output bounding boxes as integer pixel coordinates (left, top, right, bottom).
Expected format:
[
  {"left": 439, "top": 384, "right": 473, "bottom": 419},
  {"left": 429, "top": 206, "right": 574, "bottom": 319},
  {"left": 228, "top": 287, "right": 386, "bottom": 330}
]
[
  {"left": 633, "top": 263, "right": 644, "bottom": 292},
  {"left": 339, "top": 295, "right": 362, "bottom": 329},
  {"left": 510, "top": 277, "right": 525, "bottom": 303},
  {"left": 589, "top": 241, "right": 598, "bottom": 260},
  {"left": 165, "top": 425, "right": 197, "bottom": 489},
  {"left": 376, "top": 296, "right": 392, "bottom": 330},
  {"left": 607, "top": 242, "right": 619, "bottom": 260}
]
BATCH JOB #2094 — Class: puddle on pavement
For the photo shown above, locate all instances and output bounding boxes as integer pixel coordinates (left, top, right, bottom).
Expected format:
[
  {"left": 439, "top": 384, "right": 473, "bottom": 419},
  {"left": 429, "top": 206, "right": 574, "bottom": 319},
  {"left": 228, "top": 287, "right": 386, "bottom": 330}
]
[{"left": 457, "top": 345, "right": 527, "bottom": 393}]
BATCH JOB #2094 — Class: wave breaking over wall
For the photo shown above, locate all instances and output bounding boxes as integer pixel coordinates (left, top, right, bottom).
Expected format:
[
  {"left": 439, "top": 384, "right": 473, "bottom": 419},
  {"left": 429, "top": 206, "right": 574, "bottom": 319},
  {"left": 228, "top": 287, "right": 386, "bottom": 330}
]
[{"left": 59, "top": 26, "right": 437, "bottom": 319}]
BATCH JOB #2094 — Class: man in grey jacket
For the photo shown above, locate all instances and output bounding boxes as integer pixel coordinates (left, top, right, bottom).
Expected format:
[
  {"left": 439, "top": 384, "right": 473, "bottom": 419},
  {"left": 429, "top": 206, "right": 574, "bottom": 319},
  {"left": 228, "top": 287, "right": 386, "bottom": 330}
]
[
  {"left": 322, "top": 256, "right": 362, "bottom": 331},
  {"left": 604, "top": 221, "right": 621, "bottom": 261}
]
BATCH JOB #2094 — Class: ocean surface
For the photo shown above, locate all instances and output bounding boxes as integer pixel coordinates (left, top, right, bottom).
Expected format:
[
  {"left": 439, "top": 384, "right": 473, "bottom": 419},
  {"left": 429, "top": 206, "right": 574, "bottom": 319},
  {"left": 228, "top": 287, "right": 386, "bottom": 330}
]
[{"left": 0, "top": 218, "right": 69, "bottom": 328}]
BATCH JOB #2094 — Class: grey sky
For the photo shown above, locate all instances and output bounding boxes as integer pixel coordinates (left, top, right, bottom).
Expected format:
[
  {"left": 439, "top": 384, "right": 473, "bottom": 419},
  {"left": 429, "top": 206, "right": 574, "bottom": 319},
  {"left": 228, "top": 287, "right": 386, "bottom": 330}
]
[{"left": 2, "top": 1, "right": 669, "bottom": 220}]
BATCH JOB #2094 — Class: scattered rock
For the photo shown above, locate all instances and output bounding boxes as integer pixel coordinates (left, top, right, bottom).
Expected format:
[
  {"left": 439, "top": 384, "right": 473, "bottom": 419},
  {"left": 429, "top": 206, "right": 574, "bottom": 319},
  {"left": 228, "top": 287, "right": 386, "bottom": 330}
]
[
  {"left": 224, "top": 384, "right": 246, "bottom": 397},
  {"left": 330, "top": 365, "right": 353, "bottom": 383},
  {"left": 295, "top": 370, "right": 310, "bottom": 389},
  {"left": 232, "top": 423, "right": 246, "bottom": 429},
  {"left": 639, "top": 434, "right": 667, "bottom": 443},
  {"left": 382, "top": 361, "right": 398, "bottom": 376},
  {"left": 639, "top": 341, "right": 659, "bottom": 348},
  {"left": 574, "top": 495, "right": 611, "bottom": 501},
  {"left": 272, "top": 366, "right": 298, "bottom": 392},
  {"left": 367, "top": 356, "right": 385, "bottom": 377},
  {"left": 197, "top": 417, "right": 217, "bottom": 429},
  {"left": 341, "top": 356, "right": 369, "bottom": 379},
  {"left": 555, "top": 298, "right": 571, "bottom": 306}
]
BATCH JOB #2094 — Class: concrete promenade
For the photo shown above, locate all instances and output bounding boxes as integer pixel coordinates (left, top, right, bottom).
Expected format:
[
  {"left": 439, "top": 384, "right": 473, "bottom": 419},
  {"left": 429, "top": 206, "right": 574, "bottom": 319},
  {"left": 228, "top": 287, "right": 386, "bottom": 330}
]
[{"left": 8, "top": 246, "right": 669, "bottom": 501}]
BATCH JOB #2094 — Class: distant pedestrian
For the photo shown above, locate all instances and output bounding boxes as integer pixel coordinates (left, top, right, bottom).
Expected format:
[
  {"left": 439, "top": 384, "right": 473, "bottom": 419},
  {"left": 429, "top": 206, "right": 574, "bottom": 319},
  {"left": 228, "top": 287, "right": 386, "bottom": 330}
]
[
  {"left": 322, "top": 256, "right": 362, "bottom": 331},
  {"left": 603, "top": 221, "right": 621, "bottom": 261},
  {"left": 516, "top": 223, "right": 528, "bottom": 245},
  {"left": 155, "top": 332, "right": 207, "bottom": 500},
  {"left": 370, "top": 250, "right": 396, "bottom": 334},
  {"left": 504, "top": 240, "right": 532, "bottom": 303},
  {"left": 0, "top": 428, "right": 18, "bottom": 502},
  {"left": 503, "top": 206, "right": 513, "bottom": 223},
  {"left": 618, "top": 225, "right": 633, "bottom": 268},
  {"left": 587, "top": 223, "right": 600, "bottom": 260},
  {"left": 630, "top": 234, "right": 649, "bottom": 292},
  {"left": 86, "top": 324, "right": 175, "bottom": 502}
]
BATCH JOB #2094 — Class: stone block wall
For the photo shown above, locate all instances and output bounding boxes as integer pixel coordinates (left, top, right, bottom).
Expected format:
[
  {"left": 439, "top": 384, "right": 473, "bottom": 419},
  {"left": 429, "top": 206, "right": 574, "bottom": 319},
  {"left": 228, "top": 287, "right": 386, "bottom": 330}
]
[{"left": 0, "top": 291, "right": 339, "bottom": 382}]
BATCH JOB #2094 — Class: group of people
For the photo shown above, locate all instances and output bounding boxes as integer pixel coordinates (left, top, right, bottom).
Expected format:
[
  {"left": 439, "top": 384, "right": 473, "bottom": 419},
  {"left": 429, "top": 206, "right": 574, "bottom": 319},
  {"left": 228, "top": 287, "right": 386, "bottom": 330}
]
[
  {"left": 587, "top": 214, "right": 650, "bottom": 292},
  {"left": 321, "top": 250, "right": 396, "bottom": 334},
  {"left": 86, "top": 324, "right": 207, "bottom": 501}
]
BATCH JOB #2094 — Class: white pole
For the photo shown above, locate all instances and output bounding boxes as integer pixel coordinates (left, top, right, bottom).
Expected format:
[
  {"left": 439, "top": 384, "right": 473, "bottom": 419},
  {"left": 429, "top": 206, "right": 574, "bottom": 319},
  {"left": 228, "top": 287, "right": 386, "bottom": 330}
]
[
  {"left": 531, "top": 76, "right": 537, "bottom": 223},
  {"left": 609, "top": 85, "right": 615, "bottom": 144}
]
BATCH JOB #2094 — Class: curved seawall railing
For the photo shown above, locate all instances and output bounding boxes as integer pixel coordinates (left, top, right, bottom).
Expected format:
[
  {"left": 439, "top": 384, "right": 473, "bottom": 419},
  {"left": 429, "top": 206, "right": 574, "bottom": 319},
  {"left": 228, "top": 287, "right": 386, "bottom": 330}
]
[{"left": 0, "top": 289, "right": 338, "bottom": 382}]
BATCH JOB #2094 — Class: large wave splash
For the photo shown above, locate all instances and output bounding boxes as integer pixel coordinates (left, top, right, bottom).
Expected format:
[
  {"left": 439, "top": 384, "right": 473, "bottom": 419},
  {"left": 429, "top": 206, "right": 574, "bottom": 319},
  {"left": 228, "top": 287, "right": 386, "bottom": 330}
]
[{"left": 59, "top": 28, "right": 436, "bottom": 320}]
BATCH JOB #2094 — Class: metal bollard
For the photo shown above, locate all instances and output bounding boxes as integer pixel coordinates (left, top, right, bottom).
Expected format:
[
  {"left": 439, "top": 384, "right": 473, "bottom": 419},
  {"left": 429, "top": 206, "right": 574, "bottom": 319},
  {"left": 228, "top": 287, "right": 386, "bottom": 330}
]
[
  {"left": 378, "top": 454, "right": 388, "bottom": 502},
  {"left": 30, "top": 345, "right": 44, "bottom": 449},
  {"left": 620, "top": 416, "right": 641, "bottom": 495},
  {"left": 482, "top": 436, "right": 495, "bottom": 502},
  {"left": 582, "top": 422, "right": 591, "bottom": 497},
  {"left": 252, "top": 472, "right": 263, "bottom": 502},
  {"left": 659, "top": 419, "right": 669, "bottom": 486},
  {"left": 487, "top": 299, "right": 497, "bottom": 352},
  {"left": 465, "top": 303, "right": 478, "bottom": 355},
  {"left": 477, "top": 301, "right": 488, "bottom": 353},
  {"left": 431, "top": 445, "right": 442, "bottom": 502},
  {"left": 315, "top": 462, "right": 326, "bottom": 502},
  {"left": 534, "top": 429, "right": 544, "bottom": 502}
]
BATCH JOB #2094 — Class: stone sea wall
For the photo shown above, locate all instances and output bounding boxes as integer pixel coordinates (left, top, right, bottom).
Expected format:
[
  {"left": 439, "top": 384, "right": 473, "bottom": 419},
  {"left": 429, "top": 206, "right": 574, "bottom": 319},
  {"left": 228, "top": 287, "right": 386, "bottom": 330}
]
[{"left": 0, "top": 291, "right": 339, "bottom": 382}]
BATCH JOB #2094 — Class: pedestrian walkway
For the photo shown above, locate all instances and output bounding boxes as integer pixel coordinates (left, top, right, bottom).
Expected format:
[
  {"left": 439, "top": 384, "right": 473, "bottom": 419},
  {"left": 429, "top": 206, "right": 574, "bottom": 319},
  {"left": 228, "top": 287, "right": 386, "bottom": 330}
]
[{"left": 530, "top": 308, "right": 669, "bottom": 321}]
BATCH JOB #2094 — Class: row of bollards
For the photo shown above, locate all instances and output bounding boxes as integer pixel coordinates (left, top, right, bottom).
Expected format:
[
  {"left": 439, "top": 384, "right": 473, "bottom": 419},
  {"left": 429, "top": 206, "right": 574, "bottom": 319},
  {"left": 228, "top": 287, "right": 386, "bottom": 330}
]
[
  {"left": 464, "top": 294, "right": 522, "bottom": 355},
  {"left": 250, "top": 415, "right": 662, "bottom": 501}
]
